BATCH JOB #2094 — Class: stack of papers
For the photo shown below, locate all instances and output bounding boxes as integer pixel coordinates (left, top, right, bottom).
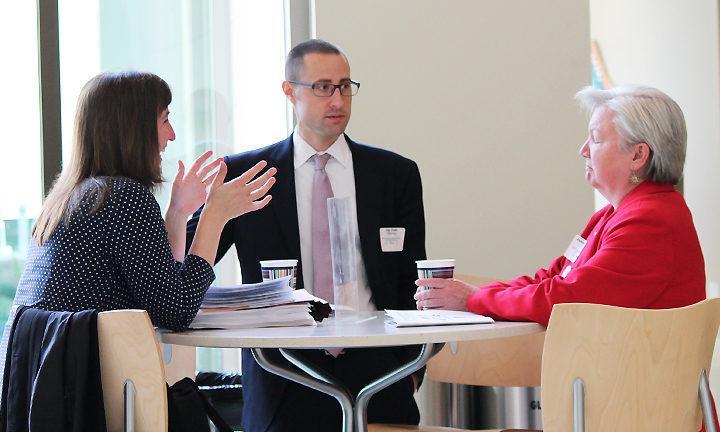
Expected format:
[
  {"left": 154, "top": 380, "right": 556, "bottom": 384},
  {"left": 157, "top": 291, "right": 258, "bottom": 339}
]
[
  {"left": 190, "top": 277, "right": 327, "bottom": 329},
  {"left": 199, "top": 276, "right": 295, "bottom": 309},
  {"left": 384, "top": 309, "right": 494, "bottom": 327}
]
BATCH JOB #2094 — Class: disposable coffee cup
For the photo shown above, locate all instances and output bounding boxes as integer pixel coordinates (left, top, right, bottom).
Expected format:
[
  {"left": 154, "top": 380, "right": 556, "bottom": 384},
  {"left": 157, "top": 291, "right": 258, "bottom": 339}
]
[
  {"left": 416, "top": 259, "right": 456, "bottom": 282},
  {"left": 416, "top": 259, "right": 455, "bottom": 310},
  {"left": 260, "top": 259, "right": 298, "bottom": 290}
]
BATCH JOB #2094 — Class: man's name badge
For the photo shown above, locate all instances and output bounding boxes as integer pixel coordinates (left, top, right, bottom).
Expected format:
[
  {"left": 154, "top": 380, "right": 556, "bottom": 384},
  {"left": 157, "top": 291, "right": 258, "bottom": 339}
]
[
  {"left": 380, "top": 227, "right": 405, "bottom": 252},
  {"left": 563, "top": 235, "right": 586, "bottom": 263}
]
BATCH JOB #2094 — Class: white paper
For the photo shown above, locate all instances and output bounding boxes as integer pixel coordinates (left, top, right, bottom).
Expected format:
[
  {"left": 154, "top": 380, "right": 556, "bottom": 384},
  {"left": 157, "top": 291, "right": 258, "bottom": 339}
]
[
  {"left": 190, "top": 303, "right": 316, "bottom": 329},
  {"left": 200, "top": 276, "right": 294, "bottom": 309},
  {"left": 384, "top": 309, "right": 494, "bottom": 327},
  {"left": 190, "top": 282, "right": 318, "bottom": 329}
]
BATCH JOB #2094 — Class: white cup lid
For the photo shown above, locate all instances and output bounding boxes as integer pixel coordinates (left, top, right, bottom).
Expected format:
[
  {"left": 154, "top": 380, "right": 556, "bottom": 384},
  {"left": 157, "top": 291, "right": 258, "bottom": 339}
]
[
  {"left": 260, "top": 259, "right": 298, "bottom": 267},
  {"left": 416, "top": 259, "right": 456, "bottom": 268}
]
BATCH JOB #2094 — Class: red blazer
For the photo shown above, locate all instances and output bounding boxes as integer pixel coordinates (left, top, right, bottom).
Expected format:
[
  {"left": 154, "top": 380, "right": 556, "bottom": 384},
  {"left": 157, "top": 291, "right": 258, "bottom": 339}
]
[{"left": 467, "top": 181, "right": 706, "bottom": 325}]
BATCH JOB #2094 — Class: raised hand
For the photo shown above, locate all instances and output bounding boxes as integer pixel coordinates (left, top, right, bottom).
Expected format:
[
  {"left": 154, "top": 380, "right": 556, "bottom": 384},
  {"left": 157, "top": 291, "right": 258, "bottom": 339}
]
[
  {"left": 205, "top": 160, "right": 277, "bottom": 223},
  {"left": 168, "top": 150, "right": 223, "bottom": 217}
]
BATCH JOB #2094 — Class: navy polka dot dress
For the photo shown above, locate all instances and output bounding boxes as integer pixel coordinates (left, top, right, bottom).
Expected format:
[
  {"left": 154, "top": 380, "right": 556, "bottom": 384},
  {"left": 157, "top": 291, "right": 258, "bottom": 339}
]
[{"left": 0, "top": 177, "right": 215, "bottom": 379}]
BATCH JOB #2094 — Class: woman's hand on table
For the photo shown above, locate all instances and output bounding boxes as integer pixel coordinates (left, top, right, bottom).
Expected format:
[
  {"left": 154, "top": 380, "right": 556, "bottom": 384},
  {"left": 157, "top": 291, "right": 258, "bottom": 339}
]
[{"left": 414, "top": 278, "right": 479, "bottom": 311}]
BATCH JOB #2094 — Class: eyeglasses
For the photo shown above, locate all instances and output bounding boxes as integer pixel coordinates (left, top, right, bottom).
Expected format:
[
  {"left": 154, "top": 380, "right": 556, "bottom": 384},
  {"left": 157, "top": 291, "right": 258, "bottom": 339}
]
[{"left": 289, "top": 80, "right": 360, "bottom": 97}]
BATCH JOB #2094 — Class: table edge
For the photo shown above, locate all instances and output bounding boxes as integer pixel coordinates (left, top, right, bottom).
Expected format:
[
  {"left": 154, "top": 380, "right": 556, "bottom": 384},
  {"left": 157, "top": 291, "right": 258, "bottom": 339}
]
[{"left": 157, "top": 320, "right": 545, "bottom": 349}]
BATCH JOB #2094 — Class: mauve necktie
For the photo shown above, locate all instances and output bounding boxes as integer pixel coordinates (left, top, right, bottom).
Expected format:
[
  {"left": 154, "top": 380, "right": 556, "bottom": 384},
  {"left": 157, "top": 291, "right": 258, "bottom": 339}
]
[
  {"left": 311, "top": 153, "right": 334, "bottom": 303},
  {"left": 312, "top": 153, "right": 344, "bottom": 357}
]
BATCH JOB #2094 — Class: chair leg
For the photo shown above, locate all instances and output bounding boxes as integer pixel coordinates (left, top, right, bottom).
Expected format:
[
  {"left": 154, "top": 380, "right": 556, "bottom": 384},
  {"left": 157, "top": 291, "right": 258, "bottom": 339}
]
[
  {"left": 124, "top": 380, "right": 136, "bottom": 432},
  {"left": 700, "top": 369, "right": 717, "bottom": 432},
  {"left": 572, "top": 378, "right": 585, "bottom": 432}
]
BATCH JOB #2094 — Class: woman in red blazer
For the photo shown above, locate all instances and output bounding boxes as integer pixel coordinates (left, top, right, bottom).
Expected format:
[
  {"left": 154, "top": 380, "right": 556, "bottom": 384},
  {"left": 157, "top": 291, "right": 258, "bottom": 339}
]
[{"left": 415, "top": 85, "right": 705, "bottom": 326}]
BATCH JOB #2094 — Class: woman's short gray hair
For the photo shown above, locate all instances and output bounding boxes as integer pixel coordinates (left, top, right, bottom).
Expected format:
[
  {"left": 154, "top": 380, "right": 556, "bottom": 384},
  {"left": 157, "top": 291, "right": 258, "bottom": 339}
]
[{"left": 575, "top": 85, "right": 687, "bottom": 185}]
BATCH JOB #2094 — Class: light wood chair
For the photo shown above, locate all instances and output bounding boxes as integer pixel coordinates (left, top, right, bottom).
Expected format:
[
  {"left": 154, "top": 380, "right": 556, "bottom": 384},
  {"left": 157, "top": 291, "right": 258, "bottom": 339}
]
[
  {"left": 370, "top": 275, "right": 545, "bottom": 432},
  {"left": 426, "top": 274, "right": 544, "bottom": 389},
  {"left": 373, "top": 281, "right": 720, "bottom": 432},
  {"left": 97, "top": 309, "right": 169, "bottom": 432},
  {"left": 422, "top": 299, "right": 720, "bottom": 432},
  {"left": 542, "top": 299, "right": 720, "bottom": 431}
]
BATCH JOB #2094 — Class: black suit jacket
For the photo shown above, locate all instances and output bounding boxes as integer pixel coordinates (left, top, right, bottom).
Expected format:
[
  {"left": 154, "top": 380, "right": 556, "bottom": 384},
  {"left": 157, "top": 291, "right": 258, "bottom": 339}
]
[{"left": 187, "top": 134, "right": 426, "bottom": 432}]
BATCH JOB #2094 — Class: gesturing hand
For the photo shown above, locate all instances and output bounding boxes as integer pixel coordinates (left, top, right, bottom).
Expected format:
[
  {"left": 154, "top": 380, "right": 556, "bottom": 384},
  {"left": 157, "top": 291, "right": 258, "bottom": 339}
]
[
  {"left": 169, "top": 150, "right": 223, "bottom": 217},
  {"left": 205, "top": 160, "right": 277, "bottom": 222}
]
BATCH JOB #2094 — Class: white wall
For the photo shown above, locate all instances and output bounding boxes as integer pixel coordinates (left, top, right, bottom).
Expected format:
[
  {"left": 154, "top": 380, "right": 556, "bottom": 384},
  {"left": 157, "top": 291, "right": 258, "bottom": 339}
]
[
  {"left": 590, "top": 0, "right": 720, "bottom": 288},
  {"left": 312, "top": 0, "right": 720, "bottom": 424},
  {"left": 313, "top": 1, "right": 592, "bottom": 426},
  {"left": 590, "top": 0, "right": 720, "bottom": 395},
  {"left": 314, "top": 0, "right": 593, "bottom": 280}
]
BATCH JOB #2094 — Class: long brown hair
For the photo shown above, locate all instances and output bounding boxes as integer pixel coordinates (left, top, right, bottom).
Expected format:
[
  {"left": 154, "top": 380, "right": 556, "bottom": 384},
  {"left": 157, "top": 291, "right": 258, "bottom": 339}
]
[{"left": 32, "top": 71, "right": 172, "bottom": 245}]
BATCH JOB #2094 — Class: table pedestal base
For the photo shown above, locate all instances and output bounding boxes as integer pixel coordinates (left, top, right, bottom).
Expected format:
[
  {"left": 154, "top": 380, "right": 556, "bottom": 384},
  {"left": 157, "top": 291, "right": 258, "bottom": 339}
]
[{"left": 251, "top": 342, "right": 442, "bottom": 432}]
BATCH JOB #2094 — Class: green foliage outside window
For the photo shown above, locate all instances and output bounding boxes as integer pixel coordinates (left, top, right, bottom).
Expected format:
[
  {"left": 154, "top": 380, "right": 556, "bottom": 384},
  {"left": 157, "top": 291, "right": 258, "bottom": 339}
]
[{"left": 0, "top": 255, "right": 24, "bottom": 325}]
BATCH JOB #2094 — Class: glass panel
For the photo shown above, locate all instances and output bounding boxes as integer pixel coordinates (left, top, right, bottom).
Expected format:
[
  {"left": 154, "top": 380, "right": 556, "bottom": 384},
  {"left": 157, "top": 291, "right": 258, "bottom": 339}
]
[
  {"left": 58, "top": 0, "right": 288, "bottom": 373},
  {"left": 0, "top": 2, "right": 42, "bottom": 325},
  {"left": 59, "top": 0, "right": 288, "bottom": 213}
]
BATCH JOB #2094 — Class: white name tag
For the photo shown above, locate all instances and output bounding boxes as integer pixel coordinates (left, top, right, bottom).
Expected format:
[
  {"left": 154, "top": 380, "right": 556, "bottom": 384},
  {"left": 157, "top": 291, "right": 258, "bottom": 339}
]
[
  {"left": 380, "top": 227, "right": 405, "bottom": 252},
  {"left": 563, "top": 235, "right": 586, "bottom": 263}
]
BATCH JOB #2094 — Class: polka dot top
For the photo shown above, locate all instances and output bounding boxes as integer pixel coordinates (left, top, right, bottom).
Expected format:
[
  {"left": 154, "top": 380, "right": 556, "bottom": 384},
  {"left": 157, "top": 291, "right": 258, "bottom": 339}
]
[{"left": 5, "top": 177, "right": 215, "bottom": 332}]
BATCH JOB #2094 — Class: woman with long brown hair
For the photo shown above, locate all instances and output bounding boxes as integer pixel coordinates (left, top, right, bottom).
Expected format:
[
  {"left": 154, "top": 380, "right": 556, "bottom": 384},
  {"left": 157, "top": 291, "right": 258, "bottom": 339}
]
[{"left": 0, "top": 71, "right": 276, "bottom": 362}]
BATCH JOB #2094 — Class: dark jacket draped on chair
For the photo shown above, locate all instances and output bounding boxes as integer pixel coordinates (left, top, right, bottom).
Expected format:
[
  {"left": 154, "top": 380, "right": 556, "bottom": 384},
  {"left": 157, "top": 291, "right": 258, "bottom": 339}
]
[{"left": 0, "top": 307, "right": 106, "bottom": 432}]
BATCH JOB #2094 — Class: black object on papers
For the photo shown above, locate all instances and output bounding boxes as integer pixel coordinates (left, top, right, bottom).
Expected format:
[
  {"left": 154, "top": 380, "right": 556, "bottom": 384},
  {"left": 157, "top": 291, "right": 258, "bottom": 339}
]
[{"left": 384, "top": 309, "right": 494, "bottom": 327}]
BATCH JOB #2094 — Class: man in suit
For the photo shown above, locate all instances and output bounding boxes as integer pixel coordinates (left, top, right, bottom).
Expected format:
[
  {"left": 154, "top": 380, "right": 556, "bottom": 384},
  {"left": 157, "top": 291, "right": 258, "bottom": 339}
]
[{"left": 187, "top": 38, "right": 426, "bottom": 432}]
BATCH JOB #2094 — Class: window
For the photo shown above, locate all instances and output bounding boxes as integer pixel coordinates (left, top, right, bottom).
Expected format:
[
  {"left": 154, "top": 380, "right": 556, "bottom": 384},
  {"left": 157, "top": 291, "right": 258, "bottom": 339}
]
[
  {"left": 58, "top": 0, "right": 289, "bottom": 216},
  {"left": 0, "top": 2, "right": 43, "bottom": 325}
]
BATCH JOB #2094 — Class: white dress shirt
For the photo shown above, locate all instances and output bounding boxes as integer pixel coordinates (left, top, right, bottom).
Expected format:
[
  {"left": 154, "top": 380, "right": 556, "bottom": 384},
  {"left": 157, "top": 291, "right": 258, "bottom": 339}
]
[{"left": 293, "top": 132, "right": 374, "bottom": 311}]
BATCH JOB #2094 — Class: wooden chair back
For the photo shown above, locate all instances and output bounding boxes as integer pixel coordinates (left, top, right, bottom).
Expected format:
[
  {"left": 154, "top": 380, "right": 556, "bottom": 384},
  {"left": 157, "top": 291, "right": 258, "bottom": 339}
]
[
  {"left": 427, "top": 274, "right": 545, "bottom": 387},
  {"left": 541, "top": 299, "right": 720, "bottom": 431},
  {"left": 97, "top": 309, "right": 169, "bottom": 432}
]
